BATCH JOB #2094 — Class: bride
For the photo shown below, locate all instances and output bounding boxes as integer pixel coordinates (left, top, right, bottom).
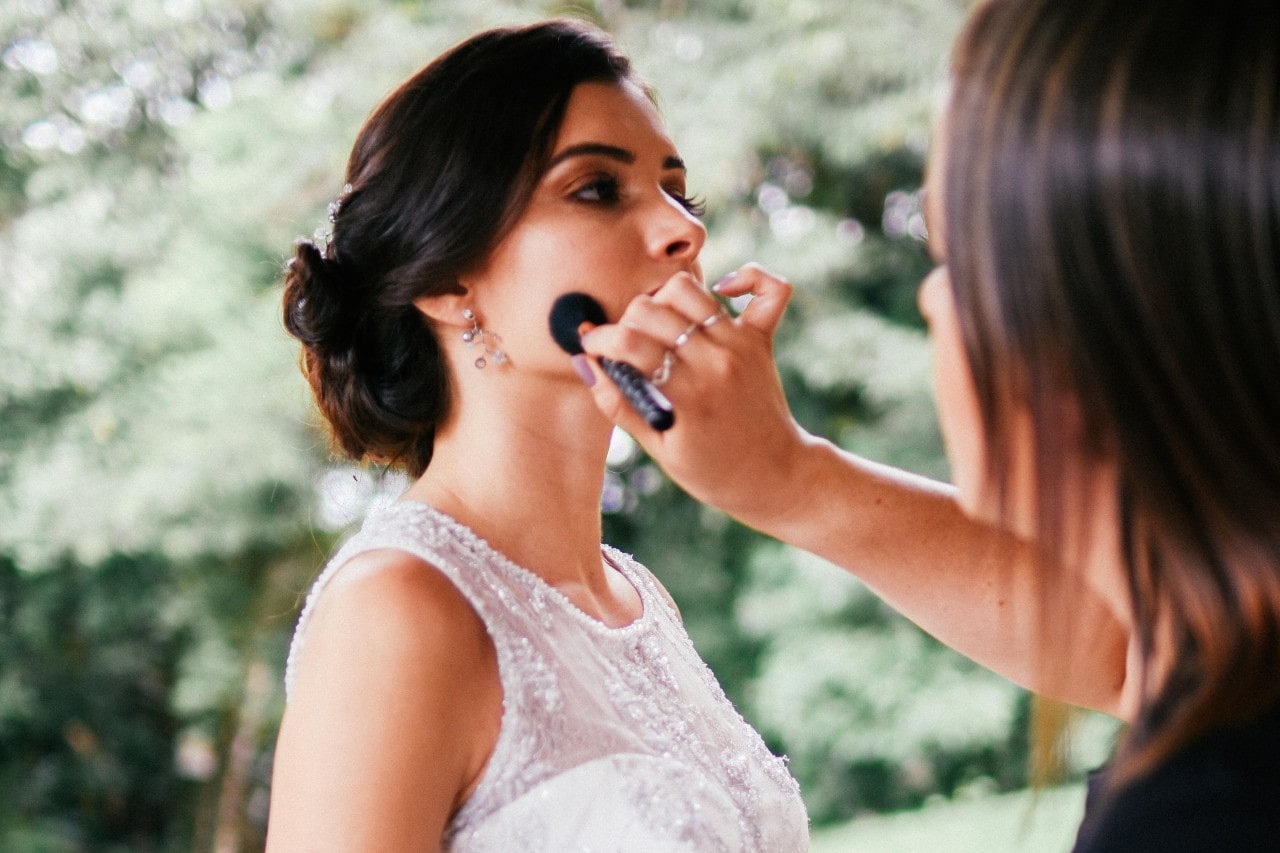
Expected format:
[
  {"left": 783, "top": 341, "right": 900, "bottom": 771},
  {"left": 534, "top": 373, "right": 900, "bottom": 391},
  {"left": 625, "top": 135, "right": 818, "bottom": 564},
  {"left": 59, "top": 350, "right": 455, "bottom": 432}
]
[{"left": 266, "top": 18, "right": 809, "bottom": 851}]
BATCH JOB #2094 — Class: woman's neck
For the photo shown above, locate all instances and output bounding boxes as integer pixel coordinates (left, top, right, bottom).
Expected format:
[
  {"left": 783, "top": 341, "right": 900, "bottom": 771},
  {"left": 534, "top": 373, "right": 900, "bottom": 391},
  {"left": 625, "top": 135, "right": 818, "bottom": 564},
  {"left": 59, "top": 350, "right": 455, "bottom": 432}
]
[
  {"left": 402, "top": 372, "right": 617, "bottom": 594},
  {"left": 1061, "top": 460, "right": 1195, "bottom": 722}
]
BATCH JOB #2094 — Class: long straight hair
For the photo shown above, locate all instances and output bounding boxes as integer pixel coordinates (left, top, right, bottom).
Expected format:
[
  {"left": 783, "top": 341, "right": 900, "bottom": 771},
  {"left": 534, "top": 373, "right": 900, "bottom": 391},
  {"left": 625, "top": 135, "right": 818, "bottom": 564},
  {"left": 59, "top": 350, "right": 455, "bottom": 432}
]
[{"left": 943, "top": 0, "right": 1280, "bottom": 786}]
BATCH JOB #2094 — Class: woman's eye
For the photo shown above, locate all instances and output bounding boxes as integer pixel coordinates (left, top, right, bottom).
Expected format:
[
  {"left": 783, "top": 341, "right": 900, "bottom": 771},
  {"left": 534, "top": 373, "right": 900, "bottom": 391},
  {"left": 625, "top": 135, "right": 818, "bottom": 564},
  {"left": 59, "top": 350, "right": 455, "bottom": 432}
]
[
  {"left": 667, "top": 188, "right": 706, "bottom": 219},
  {"left": 572, "top": 175, "right": 621, "bottom": 204}
]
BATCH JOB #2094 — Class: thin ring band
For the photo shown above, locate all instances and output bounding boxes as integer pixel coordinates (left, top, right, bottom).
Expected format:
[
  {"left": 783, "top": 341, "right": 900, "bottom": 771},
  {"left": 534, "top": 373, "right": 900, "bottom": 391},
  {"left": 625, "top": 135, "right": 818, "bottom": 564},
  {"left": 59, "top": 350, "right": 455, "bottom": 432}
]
[
  {"left": 701, "top": 309, "right": 727, "bottom": 328},
  {"left": 673, "top": 321, "right": 700, "bottom": 349},
  {"left": 652, "top": 350, "right": 676, "bottom": 386}
]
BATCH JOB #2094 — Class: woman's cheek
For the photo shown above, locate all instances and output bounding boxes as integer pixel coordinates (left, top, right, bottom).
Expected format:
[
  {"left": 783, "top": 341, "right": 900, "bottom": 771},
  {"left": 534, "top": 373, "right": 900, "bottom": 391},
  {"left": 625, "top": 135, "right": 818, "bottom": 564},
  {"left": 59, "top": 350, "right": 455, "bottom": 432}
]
[{"left": 922, "top": 269, "right": 988, "bottom": 516}]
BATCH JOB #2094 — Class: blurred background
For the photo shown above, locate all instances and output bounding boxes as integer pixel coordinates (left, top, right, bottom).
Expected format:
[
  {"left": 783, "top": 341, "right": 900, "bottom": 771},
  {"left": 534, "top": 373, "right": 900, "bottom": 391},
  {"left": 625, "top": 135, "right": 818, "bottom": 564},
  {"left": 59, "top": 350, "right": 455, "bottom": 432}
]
[{"left": 0, "top": 0, "right": 1120, "bottom": 849}]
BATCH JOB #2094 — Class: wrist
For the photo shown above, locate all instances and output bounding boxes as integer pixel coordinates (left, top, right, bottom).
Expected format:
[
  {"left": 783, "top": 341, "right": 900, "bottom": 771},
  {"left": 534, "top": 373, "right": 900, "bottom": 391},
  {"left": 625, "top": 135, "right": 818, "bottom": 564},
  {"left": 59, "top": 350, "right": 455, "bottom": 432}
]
[{"left": 720, "top": 425, "right": 831, "bottom": 537}]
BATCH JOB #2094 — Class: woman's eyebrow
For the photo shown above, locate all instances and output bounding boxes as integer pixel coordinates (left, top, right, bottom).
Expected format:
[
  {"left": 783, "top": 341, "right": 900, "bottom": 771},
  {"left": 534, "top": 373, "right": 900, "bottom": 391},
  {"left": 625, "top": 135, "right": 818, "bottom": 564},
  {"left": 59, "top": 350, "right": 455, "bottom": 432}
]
[
  {"left": 547, "top": 142, "right": 686, "bottom": 172},
  {"left": 548, "top": 143, "right": 635, "bottom": 167}
]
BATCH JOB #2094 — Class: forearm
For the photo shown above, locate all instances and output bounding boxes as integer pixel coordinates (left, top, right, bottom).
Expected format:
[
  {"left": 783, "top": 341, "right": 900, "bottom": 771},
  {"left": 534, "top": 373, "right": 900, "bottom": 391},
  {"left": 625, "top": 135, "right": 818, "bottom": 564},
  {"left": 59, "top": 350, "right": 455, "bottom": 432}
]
[
  {"left": 580, "top": 267, "right": 1129, "bottom": 713},
  {"left": 735, "top": 436, "right": 1130, "bottom": 715}
]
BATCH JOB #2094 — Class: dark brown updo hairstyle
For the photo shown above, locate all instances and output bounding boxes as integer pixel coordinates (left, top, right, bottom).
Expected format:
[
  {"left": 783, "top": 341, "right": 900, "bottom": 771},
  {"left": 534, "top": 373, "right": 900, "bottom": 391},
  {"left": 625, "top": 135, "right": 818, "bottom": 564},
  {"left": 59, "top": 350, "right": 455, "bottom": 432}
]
[
  {"left": 283, "top": 19, "right": 637, "bottom": 475},
  {"left": 945, "top": 0, "right": 1280, "bottom": 786}
]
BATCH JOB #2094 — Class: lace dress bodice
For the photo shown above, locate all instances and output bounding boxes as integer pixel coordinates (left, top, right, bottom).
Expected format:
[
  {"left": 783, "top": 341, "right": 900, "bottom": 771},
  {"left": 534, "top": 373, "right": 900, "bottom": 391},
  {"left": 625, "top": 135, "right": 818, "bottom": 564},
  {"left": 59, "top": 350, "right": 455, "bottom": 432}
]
[{"left": 285, "top": 500, "right": 809, "bottom": 852}]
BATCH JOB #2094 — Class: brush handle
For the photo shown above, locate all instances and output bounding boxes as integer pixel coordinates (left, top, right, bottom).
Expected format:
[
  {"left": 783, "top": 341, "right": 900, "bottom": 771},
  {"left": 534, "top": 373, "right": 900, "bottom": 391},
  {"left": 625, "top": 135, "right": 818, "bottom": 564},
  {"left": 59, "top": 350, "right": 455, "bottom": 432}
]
[
  {"left": 549, "top": 292, "right": 676, "bottom": 432},
  {"left": 600, "top": 358, "right": 675, "bottom": 431}
]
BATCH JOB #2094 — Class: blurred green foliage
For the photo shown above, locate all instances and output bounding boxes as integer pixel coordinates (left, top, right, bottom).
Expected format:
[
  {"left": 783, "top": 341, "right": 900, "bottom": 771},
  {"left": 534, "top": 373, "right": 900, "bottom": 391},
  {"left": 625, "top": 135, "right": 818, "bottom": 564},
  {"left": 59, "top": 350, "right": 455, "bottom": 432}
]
[{"left": 0, "top": 0, "right": 1117, "bottom": 848}]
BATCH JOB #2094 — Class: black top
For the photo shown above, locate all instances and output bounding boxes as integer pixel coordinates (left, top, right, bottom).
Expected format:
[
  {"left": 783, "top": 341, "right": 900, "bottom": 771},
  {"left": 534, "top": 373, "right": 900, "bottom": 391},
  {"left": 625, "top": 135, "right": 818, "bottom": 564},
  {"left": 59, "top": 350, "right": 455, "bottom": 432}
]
[{"left": 1074, "top": 705, "right": 1280, "bottom": 851}]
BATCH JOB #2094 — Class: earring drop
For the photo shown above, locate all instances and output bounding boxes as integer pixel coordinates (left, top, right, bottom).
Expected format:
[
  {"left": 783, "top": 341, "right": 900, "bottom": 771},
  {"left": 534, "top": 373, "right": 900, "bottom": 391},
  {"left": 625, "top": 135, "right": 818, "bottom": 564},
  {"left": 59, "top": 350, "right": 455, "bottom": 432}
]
[{"left": 461, "top": 308, "right": 507, "bottom": 368}]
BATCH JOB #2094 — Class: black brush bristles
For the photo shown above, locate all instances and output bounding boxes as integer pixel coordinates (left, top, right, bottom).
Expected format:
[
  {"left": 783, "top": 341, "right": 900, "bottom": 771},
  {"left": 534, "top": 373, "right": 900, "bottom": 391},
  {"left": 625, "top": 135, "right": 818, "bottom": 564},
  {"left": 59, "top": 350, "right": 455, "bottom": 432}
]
[{"left": 547, "top": 291, "right": 675, "bottom": 431}]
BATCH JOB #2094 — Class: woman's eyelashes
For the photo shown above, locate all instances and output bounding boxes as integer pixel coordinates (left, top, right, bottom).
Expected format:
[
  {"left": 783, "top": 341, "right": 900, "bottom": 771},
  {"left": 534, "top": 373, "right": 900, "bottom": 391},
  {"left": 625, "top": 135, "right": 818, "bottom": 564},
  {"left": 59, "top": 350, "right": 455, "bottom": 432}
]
[
  {"left": 668, "top": 188, "right": 706, "bottom": 218},
  {"left": 567, "top": 173, "right": 705, "bottom": 219},
  {"left": 572, "top": 174, "right": 621, "bottom": 205}
]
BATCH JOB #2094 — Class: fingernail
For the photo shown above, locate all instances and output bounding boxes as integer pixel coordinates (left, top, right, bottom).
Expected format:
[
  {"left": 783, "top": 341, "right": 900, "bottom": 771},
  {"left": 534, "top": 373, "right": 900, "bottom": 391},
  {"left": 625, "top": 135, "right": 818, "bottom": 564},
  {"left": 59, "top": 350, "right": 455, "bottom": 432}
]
[
  {"left": 570, "top": 354, "right": 596, "bottom": 387},
  {"left": 711, "top": 272, "right": 737, "bottom": 292}
]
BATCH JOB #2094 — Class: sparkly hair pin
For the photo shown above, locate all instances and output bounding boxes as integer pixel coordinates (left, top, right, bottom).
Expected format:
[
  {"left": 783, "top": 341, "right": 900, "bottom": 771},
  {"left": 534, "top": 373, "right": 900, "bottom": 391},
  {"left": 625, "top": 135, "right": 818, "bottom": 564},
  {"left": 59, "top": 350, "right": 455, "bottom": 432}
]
[{"left": 313, "top": 182, "right": 353, "bottom": 250}]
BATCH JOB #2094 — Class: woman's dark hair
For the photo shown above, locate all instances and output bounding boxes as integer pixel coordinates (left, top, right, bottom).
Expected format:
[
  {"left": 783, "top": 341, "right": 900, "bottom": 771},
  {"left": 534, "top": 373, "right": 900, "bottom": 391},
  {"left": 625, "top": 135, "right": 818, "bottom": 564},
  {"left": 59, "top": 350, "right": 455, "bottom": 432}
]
[
  {"left": 282, "top": 19, "right": 637, "bottom": 475},
  {"left": 944, "top": 0, "right": 1280, "bottom": 786}
]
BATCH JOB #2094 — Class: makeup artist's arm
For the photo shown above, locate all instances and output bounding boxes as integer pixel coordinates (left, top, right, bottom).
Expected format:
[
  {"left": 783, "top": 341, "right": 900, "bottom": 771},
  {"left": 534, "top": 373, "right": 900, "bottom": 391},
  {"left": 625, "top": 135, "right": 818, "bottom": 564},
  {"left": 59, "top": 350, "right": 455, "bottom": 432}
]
[{"left": 577, "top": 266, "right": 1133, "bottom": 717}]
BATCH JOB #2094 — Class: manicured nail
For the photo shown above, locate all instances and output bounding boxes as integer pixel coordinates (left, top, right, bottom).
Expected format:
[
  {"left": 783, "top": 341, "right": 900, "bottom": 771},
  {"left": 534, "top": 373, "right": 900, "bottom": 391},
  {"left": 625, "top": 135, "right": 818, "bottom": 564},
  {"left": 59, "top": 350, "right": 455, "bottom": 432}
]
[
  {"left": 570, "top": 354, "right": 596, "bottom": 387},
  {"left": 711, "top": 272, "right": 737, "bottom": 292}
]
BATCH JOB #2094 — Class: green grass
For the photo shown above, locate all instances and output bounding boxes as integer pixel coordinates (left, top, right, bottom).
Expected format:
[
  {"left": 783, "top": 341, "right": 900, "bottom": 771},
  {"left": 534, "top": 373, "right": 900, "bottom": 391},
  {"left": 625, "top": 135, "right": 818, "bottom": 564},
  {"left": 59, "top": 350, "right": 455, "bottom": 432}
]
[{"left": 809, "top": 785, "right": 1086, "bottom": 852}]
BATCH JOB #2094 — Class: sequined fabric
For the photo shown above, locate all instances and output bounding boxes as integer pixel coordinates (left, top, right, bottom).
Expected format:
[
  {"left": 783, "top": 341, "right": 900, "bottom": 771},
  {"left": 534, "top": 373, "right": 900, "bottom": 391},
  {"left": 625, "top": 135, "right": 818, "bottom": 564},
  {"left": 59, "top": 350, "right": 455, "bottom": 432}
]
[{"left": 285, "top": 500, "right": 808, "bottom": 852}]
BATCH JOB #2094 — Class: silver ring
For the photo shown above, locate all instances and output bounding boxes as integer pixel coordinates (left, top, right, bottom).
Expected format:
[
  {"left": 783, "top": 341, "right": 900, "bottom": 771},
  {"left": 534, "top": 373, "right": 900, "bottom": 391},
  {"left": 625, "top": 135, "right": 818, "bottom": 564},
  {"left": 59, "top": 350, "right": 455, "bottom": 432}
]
[
  {"left": 652, "top": 350, "right": 675, "bottom": 386},
  {"left": 673, "top": 321, "right": 700, "bottom": 349},
  {"left": 701, "top": 309, "right": 727, "bottom": 328}
]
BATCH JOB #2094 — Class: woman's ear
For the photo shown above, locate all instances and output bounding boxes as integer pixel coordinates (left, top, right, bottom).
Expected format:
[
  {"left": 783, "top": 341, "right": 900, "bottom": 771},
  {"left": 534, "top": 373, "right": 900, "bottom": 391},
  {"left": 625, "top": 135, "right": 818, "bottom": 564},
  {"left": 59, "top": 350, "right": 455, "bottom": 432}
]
[{"left": 412, "top": 286, "right": 469, "bottom": 327}]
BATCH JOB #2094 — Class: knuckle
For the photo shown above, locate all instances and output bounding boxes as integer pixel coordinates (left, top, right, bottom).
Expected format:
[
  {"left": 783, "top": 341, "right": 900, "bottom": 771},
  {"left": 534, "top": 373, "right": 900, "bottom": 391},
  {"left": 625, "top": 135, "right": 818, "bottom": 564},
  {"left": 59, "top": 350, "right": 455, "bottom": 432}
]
[
  {"left": 674, "top": 272, "right": 700, "bottom": 292},
  {"left": 623, "top": 295, "right": 660, "bottom": 325},
  {"left": 615, "top": 324, "right": 648, "bottom": 352}
]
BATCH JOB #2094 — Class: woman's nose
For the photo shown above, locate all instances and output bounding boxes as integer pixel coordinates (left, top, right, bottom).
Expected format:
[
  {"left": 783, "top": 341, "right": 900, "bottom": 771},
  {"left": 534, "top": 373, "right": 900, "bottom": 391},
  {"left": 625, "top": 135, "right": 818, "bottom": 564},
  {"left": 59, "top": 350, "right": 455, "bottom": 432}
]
[{"left": 646, "top": 195, "right": 706, "bottom": 264}]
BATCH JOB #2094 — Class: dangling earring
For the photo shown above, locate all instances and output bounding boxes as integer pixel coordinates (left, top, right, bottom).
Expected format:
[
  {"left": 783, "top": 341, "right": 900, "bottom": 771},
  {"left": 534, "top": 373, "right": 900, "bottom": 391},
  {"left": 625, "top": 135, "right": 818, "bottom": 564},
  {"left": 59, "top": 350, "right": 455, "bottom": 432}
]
[{"left": 461, "top": 308, "right": 507, "bottom": 369}]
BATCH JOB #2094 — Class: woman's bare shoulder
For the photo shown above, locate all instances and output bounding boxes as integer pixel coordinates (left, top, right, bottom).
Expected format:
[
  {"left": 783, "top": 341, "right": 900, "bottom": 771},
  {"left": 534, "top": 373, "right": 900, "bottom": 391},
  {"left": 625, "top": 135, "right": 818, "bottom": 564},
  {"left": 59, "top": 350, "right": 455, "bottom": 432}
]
[
  {"left": 326, "top": 546, "right": 486, "bottom": 626},
  {"left": 303, "top": 547, "right": 495, "bottom": 672},
  {"left": 268, "top": 548, "right": 501, "bottom": 849}
]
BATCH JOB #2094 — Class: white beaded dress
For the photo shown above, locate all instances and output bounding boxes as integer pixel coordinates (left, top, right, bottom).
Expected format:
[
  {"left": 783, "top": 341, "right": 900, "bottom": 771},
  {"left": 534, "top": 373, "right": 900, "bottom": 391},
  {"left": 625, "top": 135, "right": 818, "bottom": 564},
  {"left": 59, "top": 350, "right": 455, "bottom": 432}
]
[{"left": 285, "top": 500, "right": 809, "bottom": 852}]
